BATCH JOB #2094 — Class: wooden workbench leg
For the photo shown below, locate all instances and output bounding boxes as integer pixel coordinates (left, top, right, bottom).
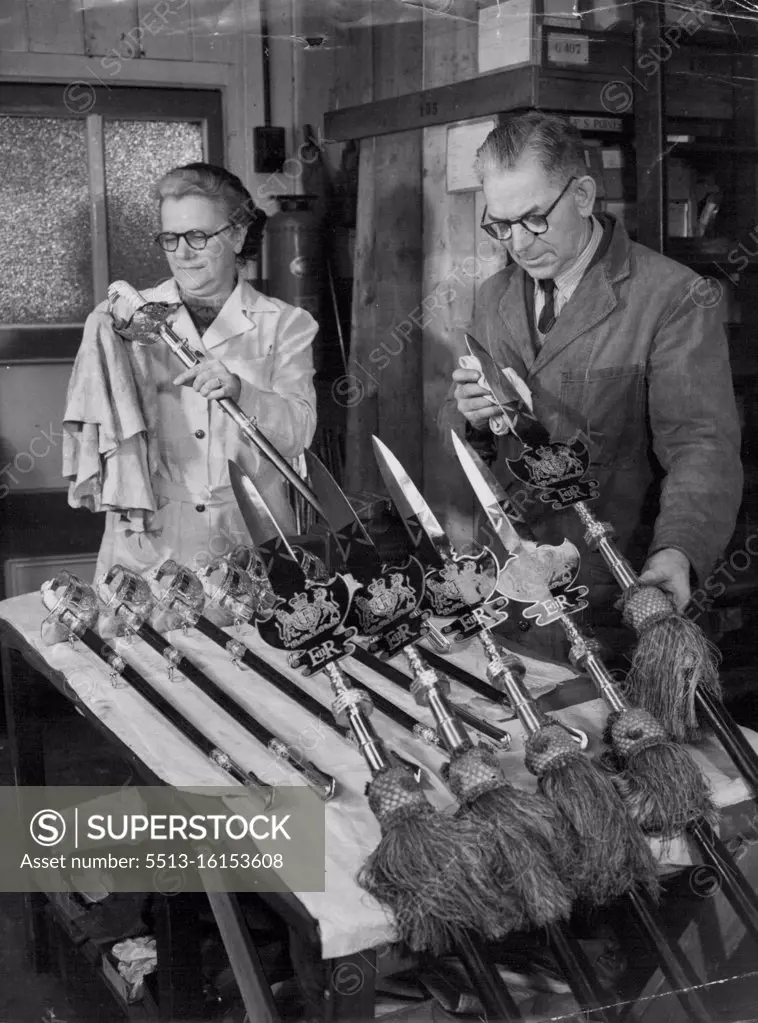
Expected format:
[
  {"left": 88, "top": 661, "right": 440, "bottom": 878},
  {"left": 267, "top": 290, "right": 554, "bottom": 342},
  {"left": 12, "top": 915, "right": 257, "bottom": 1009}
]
[
  {"left": 2, "top": 646, "right": 46, "bottom": 789},
  {"left": 205, "top": 890, "right": 281, "bottom": 1023},
  {"left": 3, "top": 645, "right": 49, "bottom": 973},
  {"left": 152, "top": 892, "right": 205, "bottom": 1019},
  {"left": 326, "top": 950, "right": 377, "bottom": 1022}
]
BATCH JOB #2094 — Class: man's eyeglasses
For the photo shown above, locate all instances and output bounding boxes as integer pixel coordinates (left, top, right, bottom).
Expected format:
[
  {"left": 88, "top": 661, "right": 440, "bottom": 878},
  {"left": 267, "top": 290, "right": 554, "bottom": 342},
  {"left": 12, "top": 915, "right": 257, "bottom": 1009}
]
[
  {"left": 480, "top": 176, "right": 577, "bottom": 242},
  {"left": 155, "top": 224, "right": 232, "bottom": 252}
]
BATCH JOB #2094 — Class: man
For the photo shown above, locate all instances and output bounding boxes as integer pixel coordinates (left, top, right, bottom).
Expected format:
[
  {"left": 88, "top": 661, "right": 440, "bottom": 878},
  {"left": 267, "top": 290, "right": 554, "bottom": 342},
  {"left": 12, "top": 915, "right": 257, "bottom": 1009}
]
[{"left": 443, "top": 111, "right": 742, "bottom": 659}]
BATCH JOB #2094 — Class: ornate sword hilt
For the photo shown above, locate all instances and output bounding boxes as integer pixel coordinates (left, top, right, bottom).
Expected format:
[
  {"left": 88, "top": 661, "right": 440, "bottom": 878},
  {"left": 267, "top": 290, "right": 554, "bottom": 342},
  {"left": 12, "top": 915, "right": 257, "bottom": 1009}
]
[
  {"left": 403, "top": 646, "right": 472, "bottom": 753},
  {"left": 573, "top": 502, "right": 638, "bottom": 591},
  {"left": 96, "top": 564, "right": 155, "bottom": 637},
  {"left": 198, "top": 552, "right": 275, "bottom": 629},
  {"left": 479, "top": 633, "right": 589, "bottom": 750},
  {"left": 148, "top": 559, "right": 205, "bottom": 632},
  {"left": 560, "top": 616, "right": 629, "bottom": 715},
  {"left": 323, "top": 662, "right": 392, "bottom": 775},
  {"left": 40, "top": 571, "right": 100, "bottom": 647}
]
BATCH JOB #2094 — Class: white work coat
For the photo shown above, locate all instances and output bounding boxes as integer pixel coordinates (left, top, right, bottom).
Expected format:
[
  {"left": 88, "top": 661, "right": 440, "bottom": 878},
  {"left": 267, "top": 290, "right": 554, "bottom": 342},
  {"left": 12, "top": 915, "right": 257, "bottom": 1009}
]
[{"left": 94, "top": 277, "right": 317, "bottom": 580}]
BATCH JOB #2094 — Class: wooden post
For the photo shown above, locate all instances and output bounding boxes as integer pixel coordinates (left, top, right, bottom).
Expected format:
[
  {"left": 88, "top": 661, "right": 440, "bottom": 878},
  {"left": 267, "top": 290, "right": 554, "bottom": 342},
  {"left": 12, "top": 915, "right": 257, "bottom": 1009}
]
[
  {"left": 371, "top": 11, "right": 424, "bottom": 487},
  {"left": 329, "top": 15, "right": 378, "bottom": 494},
  {"left": 421, "top": 1, "right": 482, "bottom": 545},
  {"left": 344, "top": 136, "right": 381, "bottom": 494},
  {"left": 341, "top": 10, "right": 424, "bottom": 494},
  {"left": 633, "top": 0, "right": 666, "bottom": 252}
]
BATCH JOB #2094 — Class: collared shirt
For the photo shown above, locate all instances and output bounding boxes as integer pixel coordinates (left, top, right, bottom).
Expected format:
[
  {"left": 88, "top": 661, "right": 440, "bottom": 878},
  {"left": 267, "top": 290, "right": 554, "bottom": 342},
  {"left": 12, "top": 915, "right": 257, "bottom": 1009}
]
[{"left": 534, "top": 216, "right": 603, "bottom": 340}]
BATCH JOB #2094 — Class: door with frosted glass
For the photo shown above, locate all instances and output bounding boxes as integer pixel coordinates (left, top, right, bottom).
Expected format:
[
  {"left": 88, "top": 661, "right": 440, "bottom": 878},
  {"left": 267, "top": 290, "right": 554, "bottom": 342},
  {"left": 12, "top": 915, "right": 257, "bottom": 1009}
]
[{"left": 0, "top": 85, "right": 223, "bottom": 602}]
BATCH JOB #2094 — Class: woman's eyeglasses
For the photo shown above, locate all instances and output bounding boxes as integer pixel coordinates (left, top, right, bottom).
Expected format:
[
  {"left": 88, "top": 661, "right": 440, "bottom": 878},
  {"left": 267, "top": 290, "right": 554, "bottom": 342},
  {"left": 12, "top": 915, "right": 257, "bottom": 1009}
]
[
  {"left": 480, "top": 177, "right": 576, "bottom": 241},
  {"left": 155, "top": 224, "right": 232, "bottom": 252}
]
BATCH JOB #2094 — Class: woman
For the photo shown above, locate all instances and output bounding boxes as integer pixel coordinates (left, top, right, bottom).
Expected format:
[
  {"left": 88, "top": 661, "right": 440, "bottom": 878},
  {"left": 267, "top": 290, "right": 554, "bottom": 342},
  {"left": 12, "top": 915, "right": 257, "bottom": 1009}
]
[{"left": 63, "top": 163, "right": 317, "bottom": 581}]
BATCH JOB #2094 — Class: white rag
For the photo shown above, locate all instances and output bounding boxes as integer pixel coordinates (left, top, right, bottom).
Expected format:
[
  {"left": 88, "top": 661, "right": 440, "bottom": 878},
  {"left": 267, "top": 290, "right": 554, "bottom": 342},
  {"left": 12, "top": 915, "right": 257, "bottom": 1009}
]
[{"left": 62, "top": 305, "right": 161, "bottom": 532}]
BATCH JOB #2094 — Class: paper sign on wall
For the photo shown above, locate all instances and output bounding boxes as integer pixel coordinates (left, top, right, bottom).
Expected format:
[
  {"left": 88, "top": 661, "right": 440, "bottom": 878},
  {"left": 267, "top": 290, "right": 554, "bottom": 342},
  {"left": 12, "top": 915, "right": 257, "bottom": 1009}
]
[{"left": 446, "top": 119, "right": 497, "bottom": 193}]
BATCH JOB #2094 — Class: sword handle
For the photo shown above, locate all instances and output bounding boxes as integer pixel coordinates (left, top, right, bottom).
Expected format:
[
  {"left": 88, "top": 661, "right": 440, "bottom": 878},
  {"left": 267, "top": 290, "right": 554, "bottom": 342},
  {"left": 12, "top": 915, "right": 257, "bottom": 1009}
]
[
  {"left": 559, "top": 616, "right": 629, "bottom": 715},
  {"left": 424, "top": 622, "right": 452, "bottom": 653},
  {"left": 159, "top": 322, "right": 329, "bottom": 519},
  {"left": 267, "top": 740, "right": 337, "bottom": 802},
  {"left": 208, "top": 749, "right": 275, "bottom": 808},
  {"left": 479, "top": 631, "right": 588, "bottom": 749},
  {"left": 574, "top": 502, "right": 638, "bottom": 590},
  {"left": 323, "top": 663, "right": 391, "bottom": 774},
  {"left": 403, "top": 646, "right": 472, "bottom": 753}
]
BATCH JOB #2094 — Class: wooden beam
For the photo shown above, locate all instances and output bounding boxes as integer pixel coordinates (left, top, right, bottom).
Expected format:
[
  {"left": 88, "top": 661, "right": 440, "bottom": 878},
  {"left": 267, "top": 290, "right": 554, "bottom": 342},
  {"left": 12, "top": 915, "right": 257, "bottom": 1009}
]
[
  {"left": 0, "top": 51, "right": 232, "bottom": 87},
  {"left": 324, "top": 65, "right": 535, "bottom": 141},
  {"left": 324, "top": 32, "right": 634, "bottom": 142}
]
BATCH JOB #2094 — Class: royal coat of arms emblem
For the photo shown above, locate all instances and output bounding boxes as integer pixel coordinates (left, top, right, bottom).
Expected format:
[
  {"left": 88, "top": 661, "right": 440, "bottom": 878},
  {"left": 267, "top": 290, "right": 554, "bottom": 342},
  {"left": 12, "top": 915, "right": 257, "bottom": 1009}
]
[{"left": 506, "top": 437, "right": 599, "bottom": 510}]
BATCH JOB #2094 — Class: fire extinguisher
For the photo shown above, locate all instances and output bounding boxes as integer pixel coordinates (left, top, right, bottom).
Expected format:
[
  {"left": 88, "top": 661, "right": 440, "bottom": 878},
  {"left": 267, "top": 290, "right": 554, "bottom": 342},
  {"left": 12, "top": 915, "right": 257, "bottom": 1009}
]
[{"left": 266, "top": 195, "right": 323, "bottom": 325}]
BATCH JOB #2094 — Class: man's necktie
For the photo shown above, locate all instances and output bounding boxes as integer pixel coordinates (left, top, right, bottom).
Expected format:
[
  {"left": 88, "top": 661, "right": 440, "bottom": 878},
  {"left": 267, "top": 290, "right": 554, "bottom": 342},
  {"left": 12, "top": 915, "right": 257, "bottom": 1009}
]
[{"left": 537, "top": 279, "right": 557, "bottom": 335}]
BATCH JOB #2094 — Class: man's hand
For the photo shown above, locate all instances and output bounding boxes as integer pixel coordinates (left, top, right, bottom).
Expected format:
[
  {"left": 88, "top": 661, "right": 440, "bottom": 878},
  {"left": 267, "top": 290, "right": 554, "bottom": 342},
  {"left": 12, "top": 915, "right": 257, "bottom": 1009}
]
[
  {"left": 452, "top": 367, "right": 502, "bottom": 430},
  {"left": 638, "top": 548, "right": 692, "bottom": 613},
  {"left": 173, "top": 359, "right": 241, "bottom": 402}
]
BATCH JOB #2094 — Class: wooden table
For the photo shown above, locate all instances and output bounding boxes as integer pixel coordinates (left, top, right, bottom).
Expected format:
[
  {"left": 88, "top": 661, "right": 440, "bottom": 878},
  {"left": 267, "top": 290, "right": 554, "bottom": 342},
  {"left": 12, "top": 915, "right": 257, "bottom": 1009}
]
[{"left": 2, "top": 590, "right": 757, "bottom": 1022}]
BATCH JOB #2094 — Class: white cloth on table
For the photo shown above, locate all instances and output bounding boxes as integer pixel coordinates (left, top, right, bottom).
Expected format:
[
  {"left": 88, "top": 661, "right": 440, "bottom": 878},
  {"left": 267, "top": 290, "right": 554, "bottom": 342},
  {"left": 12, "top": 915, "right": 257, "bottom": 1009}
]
[{"left": 3, "top": 591, "right": 756, "bottom": 961}]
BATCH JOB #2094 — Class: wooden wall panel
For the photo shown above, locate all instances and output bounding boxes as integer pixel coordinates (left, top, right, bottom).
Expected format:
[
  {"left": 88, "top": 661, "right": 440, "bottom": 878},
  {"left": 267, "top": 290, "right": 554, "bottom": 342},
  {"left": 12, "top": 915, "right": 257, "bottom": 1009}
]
[
  {"left": 421, "top": 2, "right": 481, "bottom": 545},
  {"left": 137, "top": 0, "right": 193, "bottom": 59},
  {"left": 330, "top": 22, "right": 373, "bottom": 112},
  {"left": 82, "top": 0, "right": 138, "bottom": 58},
  {"left": 191, "top": 0, "right": 241, "bottom": 63},
  {"left": 0, "top": 0, "right": 29, "bottom": 51},
  {"left": 27, "top": 0, "right": 85, "bottom": 53}
]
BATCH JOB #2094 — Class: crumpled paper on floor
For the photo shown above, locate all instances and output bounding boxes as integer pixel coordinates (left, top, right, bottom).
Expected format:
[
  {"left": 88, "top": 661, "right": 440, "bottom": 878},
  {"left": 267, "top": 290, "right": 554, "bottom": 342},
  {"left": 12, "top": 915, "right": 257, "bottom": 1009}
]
[{"left": 111, "top": 936, "right": 157, "bottom": 1001}]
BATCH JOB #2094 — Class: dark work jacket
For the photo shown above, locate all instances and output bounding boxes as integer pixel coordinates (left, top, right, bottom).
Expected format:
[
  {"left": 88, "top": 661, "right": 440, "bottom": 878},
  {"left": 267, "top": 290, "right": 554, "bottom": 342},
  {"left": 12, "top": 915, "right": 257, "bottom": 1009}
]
[{"left": 439, "top": 216, "right": 743, "bottom": 652}]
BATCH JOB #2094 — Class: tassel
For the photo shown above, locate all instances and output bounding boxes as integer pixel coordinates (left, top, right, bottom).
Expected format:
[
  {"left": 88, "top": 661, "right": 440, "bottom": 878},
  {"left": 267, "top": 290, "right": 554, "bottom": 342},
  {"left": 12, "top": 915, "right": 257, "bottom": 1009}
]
[
  {"left": 525, "top": 725, "right": 660, "bottom": 906},
  {"left": 358, "top": 766, "right": 506, "bottom": 955},
  {"left": 444, "top": 746, "right": 574, "bottom": 931},
  {"left": 605, "top": 708, "right": 717, "bottom": 845},
  {"left": 622, "top": 585, "right": 722, "bottom": 743}
]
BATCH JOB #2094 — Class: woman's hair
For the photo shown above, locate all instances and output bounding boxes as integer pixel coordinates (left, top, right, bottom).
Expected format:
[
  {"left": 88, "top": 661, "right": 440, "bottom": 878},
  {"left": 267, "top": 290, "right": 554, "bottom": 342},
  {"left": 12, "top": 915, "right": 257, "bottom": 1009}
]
[
  {"left": 476, "top": 111, "right": 587, "bottom": 183},
  {"left": 155, "top": 162, "right": 267, "bottom": 261}
]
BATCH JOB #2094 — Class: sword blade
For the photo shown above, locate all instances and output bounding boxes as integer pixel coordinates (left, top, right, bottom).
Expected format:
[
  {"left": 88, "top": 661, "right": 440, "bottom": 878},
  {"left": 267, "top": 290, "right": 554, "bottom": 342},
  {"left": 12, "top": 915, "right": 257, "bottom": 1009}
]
[
  {"left": 450, "top": 433, "right": 528, "bottom": 556},
  {"left": 303, "top": 450, "right": 383, "bottom": 578},
  {"left": 371, "top": 436, "right": 452, "bottom": 567},
  {"left": 228, "top": 460, "right": 307, "bottom": 594},
  {"left": 451, "top": 432, "right": 556, "bottom": 607}
]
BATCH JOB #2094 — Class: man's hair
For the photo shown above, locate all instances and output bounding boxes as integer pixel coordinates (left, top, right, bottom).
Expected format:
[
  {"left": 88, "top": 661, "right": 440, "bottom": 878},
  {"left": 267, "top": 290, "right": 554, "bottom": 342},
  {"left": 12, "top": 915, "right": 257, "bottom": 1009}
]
[{"left": 476, "top": 111, "right": 587, "bottom": 183}]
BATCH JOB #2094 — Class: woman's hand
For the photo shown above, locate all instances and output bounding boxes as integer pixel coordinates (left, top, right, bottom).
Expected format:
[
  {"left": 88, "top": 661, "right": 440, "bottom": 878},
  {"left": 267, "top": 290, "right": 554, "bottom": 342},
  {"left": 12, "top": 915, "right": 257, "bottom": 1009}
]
[{"left": 173, "top": 360, "right": 241, "bottom": 402}]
